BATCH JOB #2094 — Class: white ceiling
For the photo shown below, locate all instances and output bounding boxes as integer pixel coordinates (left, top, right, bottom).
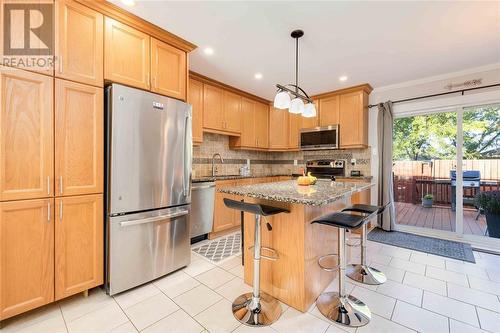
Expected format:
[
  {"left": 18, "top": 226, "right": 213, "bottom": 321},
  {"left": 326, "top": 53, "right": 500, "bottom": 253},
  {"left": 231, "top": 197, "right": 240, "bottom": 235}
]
[{"left": 111, "top": 1, "right": 500, "bottom": 100}]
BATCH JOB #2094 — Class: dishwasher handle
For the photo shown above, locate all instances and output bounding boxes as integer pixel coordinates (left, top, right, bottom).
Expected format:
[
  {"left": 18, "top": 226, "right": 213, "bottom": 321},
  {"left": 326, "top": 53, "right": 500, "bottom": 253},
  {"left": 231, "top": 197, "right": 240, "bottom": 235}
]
[
  {"left": 119, "top": 209, "right": 189, "bottom": 227},
  {"left": 192, "top": 183, "right": 216, "bottom": 190}
]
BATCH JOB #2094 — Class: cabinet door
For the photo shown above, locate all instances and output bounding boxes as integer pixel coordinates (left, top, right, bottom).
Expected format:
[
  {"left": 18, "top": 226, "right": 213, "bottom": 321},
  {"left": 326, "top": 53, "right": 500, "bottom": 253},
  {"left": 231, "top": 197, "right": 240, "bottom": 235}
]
[
  {"left": 55, "top": 194, "right": 103, "bottom": 300},
  {"left": 268, "top": 107, "right": 288, "bottom": 150},
  {"left": 301, "top": 99, "right": 319, "bottom": 129},
  {"left": 0, "top": 199, "right": 54, "bottom": 320},
  {"left": 288, "top": 113, "right": 301, "bottom": 150},
  {"left": 203, "top": 84, "right": 224, "bottom": 131},
  {"left": 319, "top": 95, "right": 339, "bottom": 126},
  {"left": 255, "top": 102, "right": 269, "bottom": 149},
  {"left": 55, "top": 79, "right": 103, "bottom": 196},
  {"left": 223, "top": 90, "right": 241, "bottom": 133},
  {"left": 151, "top": 38, "right": 187, "bottom": 100},
  {"left": 104, "top": 17, "right": 150, "bottom": 90},
  {"left": 55, "top": 0, "right": 103, "bottom": 86},
  {"left": 240, "top": 98, "right": 256, "bottom": 147},
  {"left": 339, "top": 91, "right": 367, "bottom": 148},
  {"left": 213, "top": 181, "right": 237, "bottom": 232},
  {"left": 0, "top": 67, "right": 54, "bottom": 201},
  {"left": 189, "top": 78, "right": 204, "bottom": 144}
]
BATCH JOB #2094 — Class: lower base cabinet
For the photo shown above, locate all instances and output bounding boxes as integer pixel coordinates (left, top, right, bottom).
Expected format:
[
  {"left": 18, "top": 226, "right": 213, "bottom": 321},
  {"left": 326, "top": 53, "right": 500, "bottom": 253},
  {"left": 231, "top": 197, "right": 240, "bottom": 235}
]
[{"left": 0, "top": 194, "right": 103, "bottom": 320}]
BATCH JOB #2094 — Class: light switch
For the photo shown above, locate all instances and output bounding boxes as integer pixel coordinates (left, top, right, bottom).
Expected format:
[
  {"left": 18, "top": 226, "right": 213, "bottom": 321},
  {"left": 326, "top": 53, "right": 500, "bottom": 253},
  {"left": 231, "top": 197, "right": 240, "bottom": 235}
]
[{"left": 294, "top": 159, "right": 298, "bottom": 166}]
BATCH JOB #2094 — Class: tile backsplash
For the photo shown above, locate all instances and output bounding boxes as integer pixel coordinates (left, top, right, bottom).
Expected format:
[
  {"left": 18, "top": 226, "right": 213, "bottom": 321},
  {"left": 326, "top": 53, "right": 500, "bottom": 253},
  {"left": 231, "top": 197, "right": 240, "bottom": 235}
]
[{"left": 193, "top": 133, "right": 371, "bottom": 178}]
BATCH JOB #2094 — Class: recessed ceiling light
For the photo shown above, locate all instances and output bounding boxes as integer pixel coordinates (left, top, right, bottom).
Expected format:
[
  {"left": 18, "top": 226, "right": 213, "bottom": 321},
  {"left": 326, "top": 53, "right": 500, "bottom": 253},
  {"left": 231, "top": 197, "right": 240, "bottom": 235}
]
[
  {"left": 203, "top": 47, "right": 214, "bottom": 56},
  {"left": 339, "top": 75, "right": 348, "bottom": 82},
  {"left": 120, "top": 0, "right": 135, "bottom": 6},
  {"left": 254, "top": 73, "right": 263, "bottom": 80}
]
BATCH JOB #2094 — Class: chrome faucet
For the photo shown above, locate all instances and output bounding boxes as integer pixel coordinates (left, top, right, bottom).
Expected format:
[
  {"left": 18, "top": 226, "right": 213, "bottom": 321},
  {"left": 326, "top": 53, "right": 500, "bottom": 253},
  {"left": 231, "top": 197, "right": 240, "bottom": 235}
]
[{"left": 212, "top": 153, "right": 224, "bottom": 177}]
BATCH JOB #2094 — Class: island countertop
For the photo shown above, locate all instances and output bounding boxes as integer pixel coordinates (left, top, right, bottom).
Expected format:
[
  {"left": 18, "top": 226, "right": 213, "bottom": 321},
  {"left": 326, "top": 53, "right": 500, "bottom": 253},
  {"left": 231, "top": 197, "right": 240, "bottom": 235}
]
[{"left": 217, "top": 179, "right": 374, "bottom": 206}]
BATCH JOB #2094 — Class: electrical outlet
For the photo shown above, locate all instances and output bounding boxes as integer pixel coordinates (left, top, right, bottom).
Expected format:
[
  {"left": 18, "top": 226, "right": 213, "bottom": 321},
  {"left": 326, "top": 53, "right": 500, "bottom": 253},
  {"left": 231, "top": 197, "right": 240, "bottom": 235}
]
[
  {"left": 294, "top": 159, "right": 298, "bottom": 166},
  {"left": 351, "top": 158, "right": 356, "bottom": 166},
  {"left": 247, "top": 159, "right": 250, "bottom": 167}
]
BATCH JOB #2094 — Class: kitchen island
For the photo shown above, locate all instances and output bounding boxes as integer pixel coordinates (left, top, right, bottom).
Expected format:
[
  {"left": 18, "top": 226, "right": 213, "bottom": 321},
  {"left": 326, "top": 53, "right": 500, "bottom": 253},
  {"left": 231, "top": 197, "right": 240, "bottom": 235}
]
[{"left": 218, "top": 179, "right": 374, "bottom": 312}]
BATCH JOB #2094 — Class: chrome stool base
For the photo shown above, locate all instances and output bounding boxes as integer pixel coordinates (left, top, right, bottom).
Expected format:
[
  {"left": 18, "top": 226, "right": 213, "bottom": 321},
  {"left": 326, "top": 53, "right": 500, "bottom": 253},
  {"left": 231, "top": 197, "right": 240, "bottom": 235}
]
[
  {"left": 232, "top": 292, "right": 282, "bottom": 326},
  {"left": 316, "top": 292, "right": 371, "bottom": 327},
  {"left": 346, "top": 264, "right": 387, "bottom": 285}
]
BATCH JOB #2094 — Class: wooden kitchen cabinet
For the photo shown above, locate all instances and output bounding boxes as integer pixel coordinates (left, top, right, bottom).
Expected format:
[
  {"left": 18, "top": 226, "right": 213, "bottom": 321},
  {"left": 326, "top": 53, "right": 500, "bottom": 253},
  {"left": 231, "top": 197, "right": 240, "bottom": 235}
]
[
  {"left": 55, "top": 79, "right": 103, "bottom": 196},
  {"left": 223, "top": 90, "right": 242, "bottom": 133},
  {"left": 229, "top": 99, "right": 268, "bottom": 149},
  {"left": 268, "top": 106, "right": 289, "bottom": 150},
  {"left": 319, "top": 95, "right": 339, "bottom": 127},
  {"left": 0, "top": 199, "right": 54, "bottom": 320},
  {"left": 104, "top": 17, "right": 150, "bottom": 90},
  {"left": 301, "top": 99, "right": 319, "bottom": 129},
  {"left": 339, "top": 90, "right": 368, "bottom": 148},
  {"left": 55, "top": 194, "right": 103, "bottom": 300},
  {"left": 189, "top": 78, "right": 204, "bottom": 144},
  {"left": 255, "top": 102, "right": 269, "bottom": 149},
  {"left": 288, "top": 113, "right": 301, "bottom": 150},
  {"left": 55, "top": 0, "right": 104, "bottom": 86},
  {"left": 151, "top": 38, "right": 187, "bottom": 100},
  {"left": 213, "top": 180, "right": 238, "bottom": 232},
  {"left": 0, "top": 67, "right": 54, "bottom": 201},
  {"left": 203, "top": 83, "right": 225, "bottom": 132}
]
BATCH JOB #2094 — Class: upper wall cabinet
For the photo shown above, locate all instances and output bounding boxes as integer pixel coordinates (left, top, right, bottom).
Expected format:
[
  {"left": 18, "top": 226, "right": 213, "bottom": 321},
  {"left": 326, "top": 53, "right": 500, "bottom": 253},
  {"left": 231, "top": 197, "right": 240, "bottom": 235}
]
[
  {"left": 269, "top": 107, "right": 289, "bottom": 150},
  {"left": 339, "top": 90, "right": 369, "bottom": 148},
  {"left": 301, "top": 99, "right": 319, "bottom": 129},
  {"left": 55, "top": 79, "right": 103, "bottom": 196},
  {"left": 203, "top": 83, "right": 225, "bottom": 132},
  {"left": 255, "top": 102, "right": 269, "bottom": 149},
  {"left": 229, "top": 99, "right": 269, "bottom": 149},
  {"left": 151, "top": 38, "right": 187, "bottom": 100},
  {"left": 0, "top": 67, "right": 54, "bottom": 201},
  {"left": 104, "top": 17, "right": 150, "bottom": 90},
  {"left": 319, "top": 95, "right": 339, "bottom": 127},
  {"left": 288, "top": 113, "right": 301, "bottom": 150},
  {"left": 55, "top": 0, "right": 104, "bottom": 86},
  {"left": 223, "top": 90, "right": 242, "bottom": 134},
  {"left": 189, "top": 78, "right": 204, "bottom": 144}
]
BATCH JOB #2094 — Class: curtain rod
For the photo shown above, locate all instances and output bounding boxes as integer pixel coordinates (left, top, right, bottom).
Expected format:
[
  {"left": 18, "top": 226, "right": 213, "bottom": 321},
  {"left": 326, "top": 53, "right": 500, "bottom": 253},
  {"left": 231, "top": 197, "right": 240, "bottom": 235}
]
[{"left": 368, "top": 83, "right": 500, "bottom": 108}]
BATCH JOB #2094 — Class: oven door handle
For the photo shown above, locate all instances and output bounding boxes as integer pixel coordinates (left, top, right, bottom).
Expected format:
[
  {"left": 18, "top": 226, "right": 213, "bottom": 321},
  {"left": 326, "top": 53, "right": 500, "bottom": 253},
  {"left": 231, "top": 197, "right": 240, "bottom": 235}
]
[{"left": 119, "top": 210, "right": 189, "bottom": 227}]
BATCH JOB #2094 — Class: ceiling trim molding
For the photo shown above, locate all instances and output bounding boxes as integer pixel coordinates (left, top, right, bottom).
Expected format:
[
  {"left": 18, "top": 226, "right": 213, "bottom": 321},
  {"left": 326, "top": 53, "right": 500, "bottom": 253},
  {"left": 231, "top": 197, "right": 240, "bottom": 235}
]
[
  {"left": 189, "top": 71, "right": 271, "bottom": 104},
  {"left": 310, "top": 83, "right": 373, "bottom": 100},
  {"left": 75, "top": 0, "right": 197, "bottom": 52}
]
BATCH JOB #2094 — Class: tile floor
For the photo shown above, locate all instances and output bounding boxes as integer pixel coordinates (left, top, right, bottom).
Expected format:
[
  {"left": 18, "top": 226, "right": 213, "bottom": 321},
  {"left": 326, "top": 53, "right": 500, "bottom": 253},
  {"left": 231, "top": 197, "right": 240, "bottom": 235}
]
[{"left": 1, "top": 241, "right": 500, "bottom": 333}]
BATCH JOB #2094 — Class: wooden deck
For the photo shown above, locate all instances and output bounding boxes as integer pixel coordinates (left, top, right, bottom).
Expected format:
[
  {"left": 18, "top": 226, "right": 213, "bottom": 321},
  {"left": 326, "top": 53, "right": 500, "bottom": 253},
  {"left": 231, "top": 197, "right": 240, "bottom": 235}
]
[{"left": 396, "top": 202, "right": 487, "bottom": 236}]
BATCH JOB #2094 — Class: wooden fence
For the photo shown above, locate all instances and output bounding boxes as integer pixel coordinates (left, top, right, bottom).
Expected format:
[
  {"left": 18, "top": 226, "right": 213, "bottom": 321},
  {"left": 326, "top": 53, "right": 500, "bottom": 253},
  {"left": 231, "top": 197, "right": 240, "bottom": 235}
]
[{"left": 393, "top": 159, "right": 500, "bottom": 180}]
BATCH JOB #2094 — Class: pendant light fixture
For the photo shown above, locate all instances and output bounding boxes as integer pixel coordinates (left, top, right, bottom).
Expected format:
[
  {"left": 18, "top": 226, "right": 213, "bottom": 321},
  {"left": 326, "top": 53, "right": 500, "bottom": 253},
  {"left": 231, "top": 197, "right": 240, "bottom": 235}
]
[{"left": 273, "top": 30, "right": 316, "bottom": 118}]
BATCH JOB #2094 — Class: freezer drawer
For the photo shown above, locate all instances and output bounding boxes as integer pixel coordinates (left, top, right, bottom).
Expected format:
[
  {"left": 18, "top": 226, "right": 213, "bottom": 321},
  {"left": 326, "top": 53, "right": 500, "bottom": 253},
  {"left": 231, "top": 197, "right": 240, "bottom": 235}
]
[{"left": 107, "top": 205, "right": 191, "bottom": 295}]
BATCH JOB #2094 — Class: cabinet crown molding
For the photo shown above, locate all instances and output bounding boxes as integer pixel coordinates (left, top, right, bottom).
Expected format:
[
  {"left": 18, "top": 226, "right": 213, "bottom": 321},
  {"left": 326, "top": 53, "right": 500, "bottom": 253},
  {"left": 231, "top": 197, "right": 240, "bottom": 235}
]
[{"left": 311, "top": 83, "right": 373, "bottom": 100}]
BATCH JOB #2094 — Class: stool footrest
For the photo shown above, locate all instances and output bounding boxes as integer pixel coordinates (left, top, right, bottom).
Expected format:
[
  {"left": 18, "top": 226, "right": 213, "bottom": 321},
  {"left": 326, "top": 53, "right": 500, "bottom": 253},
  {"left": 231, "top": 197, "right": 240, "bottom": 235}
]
[{"left": 318, "top": 254, "right": 340, "bottom": 272}]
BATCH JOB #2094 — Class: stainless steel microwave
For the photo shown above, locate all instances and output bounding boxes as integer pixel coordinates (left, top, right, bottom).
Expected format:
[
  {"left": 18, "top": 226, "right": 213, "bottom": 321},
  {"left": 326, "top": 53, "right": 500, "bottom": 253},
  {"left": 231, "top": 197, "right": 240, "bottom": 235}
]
[{"left": 300, "top": 125, "right": 339, "bottom": 150}]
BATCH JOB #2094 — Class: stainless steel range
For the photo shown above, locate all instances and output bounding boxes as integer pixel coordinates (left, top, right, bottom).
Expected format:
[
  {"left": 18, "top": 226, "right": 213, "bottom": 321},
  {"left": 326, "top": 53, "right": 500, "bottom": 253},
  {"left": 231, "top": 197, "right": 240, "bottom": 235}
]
[
  {"left": 306, "top": 159, "right": 346, "bottom": 180},
  {"left": 105, "top": 84, "right": 192, "bottom": 295}
]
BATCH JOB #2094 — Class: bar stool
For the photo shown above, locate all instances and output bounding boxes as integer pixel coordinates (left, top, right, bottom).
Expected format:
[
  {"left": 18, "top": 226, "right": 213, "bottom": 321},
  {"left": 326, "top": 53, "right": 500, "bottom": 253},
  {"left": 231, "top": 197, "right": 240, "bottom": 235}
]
[
  {"left": 223, "top": 198, "right": 289, "bottom": 326},
  {"left": 342, "top": 203, "right": 390, "bottom": 285},
  {"left": 312, "top": 212, "right": 372, "bottom": 327}
]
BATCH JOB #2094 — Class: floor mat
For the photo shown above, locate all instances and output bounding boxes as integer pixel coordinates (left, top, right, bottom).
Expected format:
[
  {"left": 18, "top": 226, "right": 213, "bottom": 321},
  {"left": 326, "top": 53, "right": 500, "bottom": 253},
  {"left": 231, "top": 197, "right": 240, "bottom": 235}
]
[
  {"left": 192, "top": 232, "right": 241, "bottom": 263},
  {"left": 368, "top": 228, "right": 476, "bottom": 263}
]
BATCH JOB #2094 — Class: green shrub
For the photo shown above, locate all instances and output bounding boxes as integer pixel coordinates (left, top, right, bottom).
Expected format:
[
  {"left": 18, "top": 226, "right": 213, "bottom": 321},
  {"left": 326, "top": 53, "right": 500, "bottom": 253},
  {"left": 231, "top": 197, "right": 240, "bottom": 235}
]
[
  {"left": 475, "top": 191, "right": 500, "bottom": 215},
  {"left": 423, "top": 194, "right": 434, "bottom": 200}
]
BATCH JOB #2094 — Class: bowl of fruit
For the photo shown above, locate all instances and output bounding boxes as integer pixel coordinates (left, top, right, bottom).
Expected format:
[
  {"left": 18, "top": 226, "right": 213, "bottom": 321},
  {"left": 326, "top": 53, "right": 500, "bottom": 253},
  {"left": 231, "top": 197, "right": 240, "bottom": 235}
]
[{"left": 297, "top": 172, "right": 317, "bottom": 186}]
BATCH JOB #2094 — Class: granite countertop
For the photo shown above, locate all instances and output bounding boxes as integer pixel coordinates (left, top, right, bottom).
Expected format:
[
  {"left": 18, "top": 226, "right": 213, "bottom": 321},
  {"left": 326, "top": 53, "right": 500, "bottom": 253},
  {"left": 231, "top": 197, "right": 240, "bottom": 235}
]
[
  {"left": 192, "top": 174, "right": 293, "bottom": 183},
  {"left": 217, "top": 179, "right": 374, "bottom": 206}
]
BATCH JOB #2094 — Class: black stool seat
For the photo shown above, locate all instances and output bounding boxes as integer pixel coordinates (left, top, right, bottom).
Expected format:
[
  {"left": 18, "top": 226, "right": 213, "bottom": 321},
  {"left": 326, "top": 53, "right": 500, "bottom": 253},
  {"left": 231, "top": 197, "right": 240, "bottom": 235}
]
[
  {"left": 312, "top": 212, "right": 366, "bottom": 230},
  {"left": 223, "top": 198, "right": 289, "bottom": 216},
  {"left": 342, "top": 202, "right": 390, "bottom": 215}
]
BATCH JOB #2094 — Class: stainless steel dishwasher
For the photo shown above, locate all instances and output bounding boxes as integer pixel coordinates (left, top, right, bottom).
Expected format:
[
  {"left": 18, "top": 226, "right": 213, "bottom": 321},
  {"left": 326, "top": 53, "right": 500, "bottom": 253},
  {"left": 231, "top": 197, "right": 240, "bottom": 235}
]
[{"left": 190, "top": 181, "right": 216, "bottom": 239}]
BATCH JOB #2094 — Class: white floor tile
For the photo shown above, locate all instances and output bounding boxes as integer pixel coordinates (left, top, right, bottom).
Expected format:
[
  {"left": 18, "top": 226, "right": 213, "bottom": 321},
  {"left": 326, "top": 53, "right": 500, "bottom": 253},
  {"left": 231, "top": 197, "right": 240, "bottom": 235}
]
[
  {"left": 379, "top": 245, "right": 412, "bottom": 260},
  {"left": 370, "top": 262, "right": 405, "bottom": 283},
  {"left": 446, "top": 260, "right": 489, "bottom": 279},
  {"left": 389, "top": 258, "right": 426, "bottom": 275},
  {"left": 377, "top": 280, "right": 423, "bottom": 306},
  {"left": 194, "top": 299, "right": 240, "bottom": 333},
  {"left": 14, "top": 310, "right": 67, "bottom": 333},
  {"left": 0, "top": 303, "right": 62, "bottom": 333},
  {"left": 184, "top": 259, "right": 216, "bottom": 277},
  {"left": 350, "top": 286, "right": 396, "bottom": 319},
  {"left": 153, "top": 270, "right": 200, "bottom": 298},
  {"left": 322, "top": 277, "right": 356, "bottom": 295},
  {"left": 476, "top": 307, "right": 500, "bottom": 332},
  {"left": 447, "top": 283, "right": 500, "bottom": 312},
  {"left": 229, "top": 265, "right": 244, "bottom": 278},
  {"left": 357, "top": 313, "right": 416, "bottom": 333},
  {"left": 217, "top": 256, "right": 243, "bottom": 271},
  {"left": 468, "top": 276, "right": 500, "bottom": 296},
  {"left": 410, "top": 252, "right": 445, "bottom": 269},
  {"left": 108, "top": 321, "right": 138, "bottom": 333},
  {"left": 123, "top": 293, "right": 179, "bottom": 331},
  {"left": 60, "top": 288, "right": 115, "bottom": 323},
  {"left": 422, "top": 291, "right": 479, "bottom": 327},
  {"left": 66, "top": 302, "right": 129, "bottom": 333},
  {"left": 486, "top": 267, "right": 500, "bottom": 283},
  {"left": 113, "top": 283, "right": 160, "bottom": 309},
  {"left": 233, "top": 324, "right": 279, "bottom": 333},
  {"left": 426, "top": 266, "right": 469, "bottom": 286},
  {"left": 368, "top": 253, "right": 393, "bottom": 266},
  {"left": 392, "top": 301, "right": 449, "bottom": 333},
  {"left": 271, "top": 307, "right": 329, "bottom": 333},
  {"left": 307, "top": 305, "right": 355, "bottom": 333},
  {"left": 142, "top": 309, "right": 204, "bottom": 333},
  {"left": 325, "top": 324, "right": 352, "bottom": 333},
  {"left": 450, "top": 319, "right": 490, "bottom": 333},
  {"left": 215, "top": 277, "right": 252, "bottom": 302},
  {"left": 195, "top": 267, "right": 235, "bottom": 289},
  {"left": 173, "top": 284, "right": 222, "bottom": 316},
  {"left": 403, "top": 271, "right": 447, "bottom": 296}
]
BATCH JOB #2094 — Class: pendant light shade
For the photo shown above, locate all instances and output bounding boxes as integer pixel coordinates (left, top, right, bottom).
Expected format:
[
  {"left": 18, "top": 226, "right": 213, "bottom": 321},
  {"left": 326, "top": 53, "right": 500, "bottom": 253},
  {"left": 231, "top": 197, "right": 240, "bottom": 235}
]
[
  {"left": 289, "top": 98, "right": 304, "bottom": 114},
  {"left": 302, "top": 103, "right": 317, "bottom": 118},
  {"left": 273, "top": 91, "right": 291, "bottom": 109}
]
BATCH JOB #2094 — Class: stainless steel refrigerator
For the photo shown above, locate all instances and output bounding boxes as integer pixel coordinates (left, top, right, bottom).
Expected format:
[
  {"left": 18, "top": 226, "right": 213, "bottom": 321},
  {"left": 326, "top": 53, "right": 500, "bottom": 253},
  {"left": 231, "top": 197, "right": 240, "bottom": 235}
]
[{"left": 105, "top": 84, "right": 192, "bottom": 295}]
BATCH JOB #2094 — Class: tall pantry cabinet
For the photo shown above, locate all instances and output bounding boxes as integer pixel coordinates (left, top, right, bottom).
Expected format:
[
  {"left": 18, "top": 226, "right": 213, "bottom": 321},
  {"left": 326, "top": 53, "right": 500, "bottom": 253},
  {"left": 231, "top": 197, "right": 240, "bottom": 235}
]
[{"left": 0, "top": 0, "right": 104, "bottom": 320}]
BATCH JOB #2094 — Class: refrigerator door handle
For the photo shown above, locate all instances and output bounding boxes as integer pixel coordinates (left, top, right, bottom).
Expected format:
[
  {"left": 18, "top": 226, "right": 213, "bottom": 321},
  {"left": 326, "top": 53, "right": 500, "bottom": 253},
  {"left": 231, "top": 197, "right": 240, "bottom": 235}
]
[
  {"left": 183, "top": 114, "right": 191, "bottom": 197},
  {"left": 119, "top": 210, "right": 189, "bottom": 227}
]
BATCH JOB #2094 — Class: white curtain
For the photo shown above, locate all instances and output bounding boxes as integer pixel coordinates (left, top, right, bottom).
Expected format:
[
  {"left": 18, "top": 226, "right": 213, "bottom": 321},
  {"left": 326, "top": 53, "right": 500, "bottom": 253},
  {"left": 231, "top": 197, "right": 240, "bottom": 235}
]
[{"left": 377, "top": 102, "right": 396, "bottom": 231}]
